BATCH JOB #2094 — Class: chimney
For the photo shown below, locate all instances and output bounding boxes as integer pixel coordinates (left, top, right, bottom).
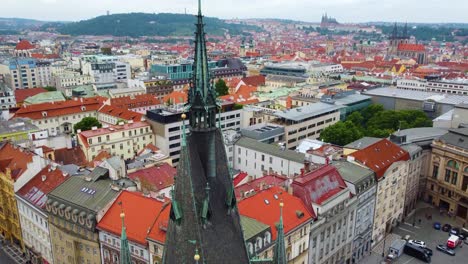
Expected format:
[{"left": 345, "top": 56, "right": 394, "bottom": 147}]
[
  {"left": 304, "top": 161, "right": 311, "bottom": 173},
  {"left": 41, "top": 175, "right": 47, "bottom": 182},
  {"left": 300, "top": 168, "right": 304, "bottom": 177},
  {"left": 91, "top": 126, "right": 97, "bottom": 130}
]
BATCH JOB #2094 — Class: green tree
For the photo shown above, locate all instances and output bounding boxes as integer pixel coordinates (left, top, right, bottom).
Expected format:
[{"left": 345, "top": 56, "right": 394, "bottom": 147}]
[
  {"left": 74, "top": 117, "right": 102, "bottom": 133},
  {"left": 44, "top": 86, "right": 57, "bottom": 91},
  {"left": 215, "top": 79, "right": 229, "bottom": 96},
  {"left": 346, "top": 111, "right": 364, "bottom": 127},
  {"left": 360, "top": 104, "right": 384, "bottom": 121},
  {"left": 320, "top": 121, "right": 364, "bottom": 146}
]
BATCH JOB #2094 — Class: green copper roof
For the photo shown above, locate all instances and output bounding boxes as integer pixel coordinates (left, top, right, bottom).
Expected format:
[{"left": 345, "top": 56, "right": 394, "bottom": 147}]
[
  {"left": 24, "top": 91, "right": 66, "bottom": 104},
  {"left": 241, "top": 216, "right": 270, "bottom": 241}
]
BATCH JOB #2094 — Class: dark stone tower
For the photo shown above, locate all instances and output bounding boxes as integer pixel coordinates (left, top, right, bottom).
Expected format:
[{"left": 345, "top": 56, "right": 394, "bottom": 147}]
[{"left": 162, "top": 1, "right": 250, "bottom": 263}]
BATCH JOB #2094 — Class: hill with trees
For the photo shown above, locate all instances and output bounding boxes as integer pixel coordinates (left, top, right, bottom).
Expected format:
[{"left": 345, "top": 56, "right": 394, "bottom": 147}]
[
  {"left": 43, "top": 13, "right": 262, "bottom": 37},
  {"left": 320, "top": 104, "right": 433, "bottom": 146}
]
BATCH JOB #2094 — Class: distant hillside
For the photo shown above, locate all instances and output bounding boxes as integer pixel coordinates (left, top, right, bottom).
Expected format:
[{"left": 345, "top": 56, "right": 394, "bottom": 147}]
[
  {"left": 44, "top": 13, "right": 262, "bottom": 37},
  {"left": 0, "top": 17, "right": 48, "bottom": 31}
]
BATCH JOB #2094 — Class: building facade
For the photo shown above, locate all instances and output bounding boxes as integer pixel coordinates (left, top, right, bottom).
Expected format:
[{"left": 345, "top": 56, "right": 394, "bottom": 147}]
[
  {"left": 426, "top": 128, "right": 468, "bottom": 224},
  {"left": 77, "top": 121, "right": 154, "bottom": 161}
]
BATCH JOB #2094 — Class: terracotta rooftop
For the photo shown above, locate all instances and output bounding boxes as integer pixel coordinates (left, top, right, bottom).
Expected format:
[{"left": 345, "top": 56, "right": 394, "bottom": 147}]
[
  {"left": 163, "top": 90, "right": 187, "bottom": 104},
  {"left": 79, "top": 121, "right": 150, "bottom": 139},
  {"left": 15, "top": 39, "right": 35, "bottom": 50},
  {"left": 398, "top": 43, "right": 425, "bottom": 52},
  {"left": 97, "top": 191, "right": 170, "bottom": 245},
  {"left": 238, "top": 186, "right": 314, "bottom": 240},
  {"left": 292, "top": 165, "right": 348, "bottom": 211},
  {"left": 15, "top": 97, "right": 103, "bottom": 120},
  {"left": 110, "top": 94, "right": 161, "bottom": 110},
  {"left": 17, "top": 165, "right": 69, "bottom": 209},
  {"left": 0, "top": 142, "right": 34, "bottom": 180},
  {"left": 98, "top": 105, "right": 143, "bottom": 122},
  {"left": 242, "top": 75, "right": 266, "bottom": 87},
  {"left": 349, "top": 138, "right": 409, "bottom": 179},
  {"left": 128, "top": 163, "right": 176, "bottom": 192},
  {"left": 235, "top": 174, "right": 287, "bottom": 199},
  {"left": 53, "top": 147, "right": 87, "bottom": 166},
  {"left": 15, "top": 88, "right": 47, "bottom": 104}
]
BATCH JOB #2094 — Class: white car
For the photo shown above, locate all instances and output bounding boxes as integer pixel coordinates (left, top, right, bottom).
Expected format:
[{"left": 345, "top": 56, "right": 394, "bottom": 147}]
[{"left": 408, "top": 239, "right": 426, "bottom": 248}]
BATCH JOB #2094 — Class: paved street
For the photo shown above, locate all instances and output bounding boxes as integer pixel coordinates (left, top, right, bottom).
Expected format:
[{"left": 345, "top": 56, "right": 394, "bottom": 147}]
[
  {"left": 0, "top": 242, "right": 20, "bottom": 264},
  {"left": 361, "top": 202, "right": 468, "bottom": 264}
]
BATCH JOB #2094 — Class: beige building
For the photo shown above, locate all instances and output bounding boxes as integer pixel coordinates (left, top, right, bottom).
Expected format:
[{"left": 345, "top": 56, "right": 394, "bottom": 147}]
[
  {"left": 46, "top": 167, "right": 122, "bottom": 264},
  {"left": 77, "top": 121, "right": 154, "bottom": 161},
  {"left": 272, "top": 102, "right": 342, "bottom": 150},
  {"left": 54, "top": 71, "right": 93, "bottom": 97},
  {"left": 348, "top": 139, "right": 410, "bottom": 246},
  {"left": 426, "top": 128, "right": 468, "bottom": 223}
]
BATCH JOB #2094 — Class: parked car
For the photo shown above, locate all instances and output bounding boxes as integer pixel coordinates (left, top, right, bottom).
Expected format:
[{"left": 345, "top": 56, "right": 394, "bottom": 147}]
[
  {"left": 423, "top": 247, "right": 433, "bottom": 256},
  {"left": 450, "top": 227, "right": 460, "bottom": 236},
  {"left": 433, "top": 222, "right": 441, "bottom": 230},
  {"left": 408, "top": 240, "right": 426, "bottom": 248},
  {"left": 436, "top": 244, "right": 455, "bottom": 256},
  {"left": 442, "top": 224, "right": 452, "bottom": 232}
]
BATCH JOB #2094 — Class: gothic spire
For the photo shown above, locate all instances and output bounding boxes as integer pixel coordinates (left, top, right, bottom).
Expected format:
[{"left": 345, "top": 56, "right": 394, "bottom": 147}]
[
  {"left": 403, "top": 22, "right": 408, "bottom": 39},
  {"left": 273, "top": 202, "right": 287, "bottom": 264},
  {"left": 392, "top": 22, "right": 398, "bottom": 39},
  {"left": 119, "top": 203, "right": 132, "bottom": 264}
]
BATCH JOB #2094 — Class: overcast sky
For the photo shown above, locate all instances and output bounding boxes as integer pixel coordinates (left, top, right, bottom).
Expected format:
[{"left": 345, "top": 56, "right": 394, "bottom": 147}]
[{"left": 1, "top": 0, "right": 467, "bottom": 23}]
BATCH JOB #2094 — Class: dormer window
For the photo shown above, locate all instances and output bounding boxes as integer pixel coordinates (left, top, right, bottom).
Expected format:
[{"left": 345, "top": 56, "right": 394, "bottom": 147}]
[
  {"left": 42, "top": 111, "right": 47, "bottom": 117},
  {"left": 81, "top": 106, "right": 86, "bottom": 111}
]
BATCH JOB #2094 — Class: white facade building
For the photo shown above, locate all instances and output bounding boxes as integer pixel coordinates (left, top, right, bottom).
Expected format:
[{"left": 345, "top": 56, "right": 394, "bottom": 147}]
[{"left": 233, "top": 136, "right": 305, "bottom": 179}]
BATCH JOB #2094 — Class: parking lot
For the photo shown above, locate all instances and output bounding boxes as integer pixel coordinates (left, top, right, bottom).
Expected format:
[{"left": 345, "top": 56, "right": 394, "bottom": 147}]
[{"left": 361, "top": 203, "right": 467, "bottom": 264}]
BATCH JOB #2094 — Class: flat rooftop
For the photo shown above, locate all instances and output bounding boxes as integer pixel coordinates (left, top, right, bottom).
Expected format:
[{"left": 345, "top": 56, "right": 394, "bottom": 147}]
[
  {"left": 363, "top": 87, "right": 468, "bottom": 105},
  {"left": 274, "top": 102, "right": 343, "bottom": 122}
]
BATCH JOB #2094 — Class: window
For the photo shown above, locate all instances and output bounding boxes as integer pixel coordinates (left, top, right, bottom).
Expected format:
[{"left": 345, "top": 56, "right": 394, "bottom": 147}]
[
  {"left": 445, "top": 169, "right": 451, "bottom": 182},
  {"left": 451, "top": 172, "right": 458, "bottom": 185}
]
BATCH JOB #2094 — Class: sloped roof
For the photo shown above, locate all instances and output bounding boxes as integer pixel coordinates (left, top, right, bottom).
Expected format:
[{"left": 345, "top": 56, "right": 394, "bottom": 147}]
[
  {"left": 350, "top": 139, "right": 409, "bottom": 179},
  {"left": 146, "top": 198, "right": 171, "bottom": 244},
  {"left": 398, "top": 43, "right": 425, "bottom": 52},
  {"left": 98, "top": 105, "right": 143, "bottom": 122},
  {"left": 292, "top": 165, "right": 347, "bottom": 211},
  {"left": 110, "top": 94, "right": 161, "bottom": 109},
  {"left": 54, "top": 147, "right": 87, "bottom": 166},
  {"left": 97, "top": 191, "right": 168, "bottom": 245},
  {"left": 235, "top": 174, "right": 287, "bottom": 199},
  {"left": 15, "top": 39, "right": 34, "bottom": 50},
  {"left": 15, "top": 97, "right": 103, "bottom": 120},
  {"left": 128, "top": 163, "right": 176, "bottom": 192},
  {"left": 0, "top": 142, "right": 34, "bottom": 180},
  {"left": 15, "top": 88, "right": 48, "bottom": 104},
  {"left": 238, "top": 186, "right": 314, "bottom": 240},
  {"left": 17, "top": 165, "right": 69, "bottom": 209},
  {"left": 242, "top": 75, "right": 266, "bottom": 87}
]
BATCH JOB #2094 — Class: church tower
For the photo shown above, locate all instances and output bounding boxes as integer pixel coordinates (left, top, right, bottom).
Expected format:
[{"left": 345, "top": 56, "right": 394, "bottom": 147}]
[{"left": 162, "top": 1, "right": 250, "bottom": 263}]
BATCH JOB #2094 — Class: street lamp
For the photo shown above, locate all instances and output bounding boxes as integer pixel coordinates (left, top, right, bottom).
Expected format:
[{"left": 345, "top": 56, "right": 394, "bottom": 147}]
[{"left": 381, "top": 231, "right": 387, "bottom": 258}]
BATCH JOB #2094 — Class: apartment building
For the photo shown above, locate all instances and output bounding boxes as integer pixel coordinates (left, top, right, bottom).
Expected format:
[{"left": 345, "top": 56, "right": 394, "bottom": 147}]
[
  {"left": 238, "top": 187, "right": 313, "bottom": 263},
  {"left": 109, "top": 94, "right": 161, "bottom": 114},
  {"left": 16, "top": 165, "right": 69, "bottom": 264},
  {"left": 146, "top": 105, "right": 242, "bottom": 165},
  {"left": 400, "top": 144, "right": 423, "bottom": 219},
  {"left": 233, "top": 136, "right": 305, "bottom": 179},
  {"left": 426, "top": 128, "right": 468, "bottom": 224},
  {"left": 46, "top": 168, "right": 121, "bottom": 264},
  {"left": 77, "top": 121, "right": 154, "bottom": 161},
  {"left": 144, "top": 80, "right": 174, "bottom": 100},
  {"left": 6, "top": 58, "right": 38, "bottom": 89},
  {"left": 97, "top": 191, "right": 164, "bottom": 264},
  {"left": 348, "top": 139, "right": 410, "bottom": 246},
  {"left": 81, "top": 55, "right": 131, "bottom": 90},
  {"left": 333, "top": 161, "right": 377, "bottom": 263},
  {"left": 97, "top": 105, "right": 143, "bottom": 125},
  {"left": 14, "top": 97, "right": 103, "bottom": 136},
  {"left": 0, "top": 142, "right": 48, "bottom": 250},
  {"left": 272, "top": 102, "right": 342, "bottom": 149},
  {"left": 292, "top": 165, "right": 356, "bottom": 264},
  {"left": 54, "top": 71, "right": 93, "bottom": 96},
  {"left": 397, "top": 78, "right": 468, "bottom": 95}
]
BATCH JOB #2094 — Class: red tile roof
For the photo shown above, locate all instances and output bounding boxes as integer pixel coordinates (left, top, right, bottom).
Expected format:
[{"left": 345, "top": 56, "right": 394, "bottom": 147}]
[
  {"left": 242, "top": 75, "right": 266, "bottom": 87},
  {"left": 17, "top": 165, "right": 69, "bottom": 209},
  {"left": 238, "top": 187, "right": 313, "bottom": 240},
  {"left": 110, "top": 94, "right": 161, "bottom": 110},
  {"left": 233, "top": 172, "right": 248, "bottom": 187},
  {"left": 15, "top": 88, "right": 48, "bottom": 104},
  {"left": 98, "top": 105, "right": 143, "bottom": 122},
  {"left": 53, "top": 147, "right": 87, "bottom": 166},
  {"left": 89, "top": 150, "right": 111, "bottom": 168},
  {"left": 163, "top": 90, "right": 187, "bottom": 104},
  {"left": 0, "top": 142, "right": 34, "bottom": 180},
  {"left": 350, "top": 139, "right": 409, "bottom": 179},
  {"left": 128, "top": 163, "right": 176, "bottom": 192},
  {"left": 79, "top": 121, "right": 150, "bottom": 139},
  {"left": 291, "top": 165, "right": 347, "bottom": 212},
  {"left": 397, "top": 43, "right": 425, "bottom": 52},
  {"left": 15, "top": 97, "right": 103, "bottom": 120},
  {"left": 15, "top": 39, "right": 35, "bottom": 50},
  {"left": 147, "top": 199, "right": 171, "bottom": 244},
  {"left": 97, "top": 191, "right": 169, "bottom": 245},
  {"left": 235, "top": 175, "right": 287, "bottom": 199}
]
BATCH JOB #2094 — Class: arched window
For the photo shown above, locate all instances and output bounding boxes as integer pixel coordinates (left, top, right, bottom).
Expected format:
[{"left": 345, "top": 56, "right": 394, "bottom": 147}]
[
  {"left": 247, "top": 242, "right": 254, "bottom": 256},
  {"left": 447, "top": 160, "right": 459, "bottom": 169},
  {"left": 264, "top": 231, "right": 272, "bottom": 245},
  {"left": 256, "top": 237, "right": 263, "bottom": 251},
  {"left": 445, "top": 160, "right": 459, "bottom": 185}
]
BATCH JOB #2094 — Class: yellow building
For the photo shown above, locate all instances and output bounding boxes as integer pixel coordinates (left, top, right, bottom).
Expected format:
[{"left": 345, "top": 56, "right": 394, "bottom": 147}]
[
  {"left": 0, "top": 142, "right": 38, "bottom": 249},
  {"left": 77, "top": 121, "right": 154, "bottom": 161}
]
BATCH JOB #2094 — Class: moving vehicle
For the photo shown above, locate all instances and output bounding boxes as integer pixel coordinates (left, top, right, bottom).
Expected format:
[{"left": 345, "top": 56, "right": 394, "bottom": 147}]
[
  {"left": 447, "top": 235, "right": 461, "bottom": 249},
  {"left": 403, "top": 243, "right": 431, "bottom": 263},
  {"left": 433, "top": 222, "right": 441, "bottom": 230},
  {"left": 436, "top": 244, "right": 455, "bottom": 256},
  {"left": 442, "top": 224, "right": 452, "bottom": 232},
  {"left": 408, "top": 239, "right": 426, "bottom": 248}
]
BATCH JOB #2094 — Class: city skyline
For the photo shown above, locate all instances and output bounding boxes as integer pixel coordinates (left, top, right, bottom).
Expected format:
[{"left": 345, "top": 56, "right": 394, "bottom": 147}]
[{"left": 1, "top": 0, "right": 467, "bottom": 23}]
